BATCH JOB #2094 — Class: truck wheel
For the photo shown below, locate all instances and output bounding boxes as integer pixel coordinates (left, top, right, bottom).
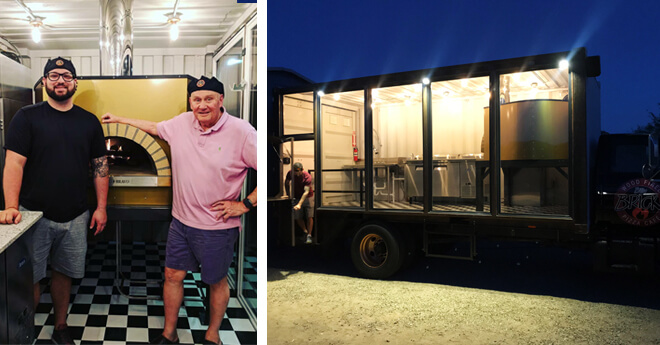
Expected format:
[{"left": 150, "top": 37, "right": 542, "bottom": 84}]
[{"left": 350, "top": 223, "right": 404, "bottom": 279}]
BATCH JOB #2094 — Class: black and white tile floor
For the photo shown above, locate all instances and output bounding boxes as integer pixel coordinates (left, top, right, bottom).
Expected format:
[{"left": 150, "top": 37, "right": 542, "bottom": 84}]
[{"left": 34, "top": 242, "right": 257, "bottom": 345}]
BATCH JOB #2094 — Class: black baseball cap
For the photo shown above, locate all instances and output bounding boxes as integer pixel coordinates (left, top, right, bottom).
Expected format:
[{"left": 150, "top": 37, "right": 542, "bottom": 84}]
[
  {"left": 188, "top": 76, "right": 224, "bottom": 96},
  {"left": 44, "top": 56, "right": 77, "bottom": 77}
]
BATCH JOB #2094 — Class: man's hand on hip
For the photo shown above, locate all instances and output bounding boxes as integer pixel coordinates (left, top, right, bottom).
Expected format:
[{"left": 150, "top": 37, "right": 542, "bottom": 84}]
[{"left": 211, "top": 200, "right": 249, "bottom": 221}]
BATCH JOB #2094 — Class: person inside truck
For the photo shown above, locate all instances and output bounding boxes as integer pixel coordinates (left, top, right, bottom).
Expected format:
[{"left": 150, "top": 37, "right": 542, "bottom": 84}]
[{"left": 285, "top": 162, "right": 314, "bottom": 244}]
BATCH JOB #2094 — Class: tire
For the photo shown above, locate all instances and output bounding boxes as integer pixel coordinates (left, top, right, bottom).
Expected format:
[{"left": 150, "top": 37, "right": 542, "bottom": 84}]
[{"left": 350, "top": 223, "right": 405, "bottom": 279}]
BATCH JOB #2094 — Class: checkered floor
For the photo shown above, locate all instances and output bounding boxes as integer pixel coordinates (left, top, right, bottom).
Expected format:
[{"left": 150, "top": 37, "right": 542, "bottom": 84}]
[{"left": 34, "top": 242, "right": 257, "bottom": 345}]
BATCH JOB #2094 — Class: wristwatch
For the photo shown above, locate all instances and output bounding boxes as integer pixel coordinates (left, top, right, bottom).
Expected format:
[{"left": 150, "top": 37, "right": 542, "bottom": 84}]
[{"left": 242, "top": 198, "right": 255, "bottom": 211}]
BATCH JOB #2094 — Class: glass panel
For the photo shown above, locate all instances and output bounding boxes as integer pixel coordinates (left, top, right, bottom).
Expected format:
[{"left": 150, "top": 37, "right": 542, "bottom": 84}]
[
  {"left": 216, "top": 38, "right": 244, "bottom": 118},
  {"left": 372, "top": 84, "right": 423, "bottom": 210},
  {"left": 498, "top": 68, "right": 569, "bottom": 215},
  {"left": 431, "top": 76, "right": 490, "bottom": 213},
  {"left": 241, "top": 24, "right": 257, "bottom": 320},
  {"left": 320, "top": 90, "right": 365, "bottom": 207},
  {"left": 283, "top": 92, "right": 314, "bottom": 135}
]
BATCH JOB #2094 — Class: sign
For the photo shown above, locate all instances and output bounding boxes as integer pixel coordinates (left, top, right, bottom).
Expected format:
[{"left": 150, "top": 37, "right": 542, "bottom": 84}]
[{"left": 614, "top": 178, "right": 660, "bottom": 226}]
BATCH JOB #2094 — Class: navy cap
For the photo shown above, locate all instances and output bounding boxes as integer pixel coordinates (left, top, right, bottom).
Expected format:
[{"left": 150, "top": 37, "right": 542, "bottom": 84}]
[
  {"left": 44, "top": 56, "right": 77, "bottom": 77},
  {"left": 188, "top": 76, "right": 224, "bottom": 96}
]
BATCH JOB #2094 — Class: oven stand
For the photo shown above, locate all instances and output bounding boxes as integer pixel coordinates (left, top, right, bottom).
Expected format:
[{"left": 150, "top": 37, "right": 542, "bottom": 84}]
[{"left": 114, "top": 220, "right": 162, "bottom": 300}]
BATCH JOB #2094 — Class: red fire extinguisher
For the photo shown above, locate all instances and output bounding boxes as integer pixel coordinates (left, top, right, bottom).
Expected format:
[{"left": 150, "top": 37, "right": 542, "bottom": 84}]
[{"left": 352, "top": 131, "right": 358, "bottom": 161}]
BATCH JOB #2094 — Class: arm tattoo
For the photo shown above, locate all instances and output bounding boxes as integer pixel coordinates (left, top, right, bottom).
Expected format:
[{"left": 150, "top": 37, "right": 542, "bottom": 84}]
[{"left": 92, "top": 156, "right": 109, "bottom": 178}]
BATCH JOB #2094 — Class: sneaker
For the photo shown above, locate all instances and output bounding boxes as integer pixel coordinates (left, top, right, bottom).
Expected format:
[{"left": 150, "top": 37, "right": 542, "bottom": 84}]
[
  {"left": 305, "top": 235, "right": 312, "bottom": 244},
  {"left": 51, "top": 326, "right": 75, "bottom": 345}
]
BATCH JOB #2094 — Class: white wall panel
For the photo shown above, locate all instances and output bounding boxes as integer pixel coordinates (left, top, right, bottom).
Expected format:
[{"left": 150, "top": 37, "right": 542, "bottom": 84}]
[
  {"left": 153, "top": 55, "right": 163, "bottom": 75},
  {"left": 163, "top": 56, "right": 174, "bottom": 74},
  {"left": 27, "top": 48, "right": 207, "bottom": 82},
  {"left": 184, "top": 55, "right": 196, "bottom": 76},
  {"left": 173, "top": 55, "right": 184, "bottom": 74},
  {"left": 133, "top": 56, "right": 143, "bottom": 75},
  {"left": 142, "top": 56, "right": 153, "bottom": 75},
  {"left": 80, "top": 56, "right": 92, "bottom": 75}
]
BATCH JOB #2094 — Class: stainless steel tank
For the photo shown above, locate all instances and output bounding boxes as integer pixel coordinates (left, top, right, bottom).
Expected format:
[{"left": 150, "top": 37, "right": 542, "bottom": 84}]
[{"left": 482, "top": 100, "right": 568, "bottom": 160}]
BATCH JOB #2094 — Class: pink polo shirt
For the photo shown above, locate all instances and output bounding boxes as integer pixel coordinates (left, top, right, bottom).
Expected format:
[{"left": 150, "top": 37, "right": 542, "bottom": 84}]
[{"left": 157, "top": 108, "right": 257, "bottom": 230}]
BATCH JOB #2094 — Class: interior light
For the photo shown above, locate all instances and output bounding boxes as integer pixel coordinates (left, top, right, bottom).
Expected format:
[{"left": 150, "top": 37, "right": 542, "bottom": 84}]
[
  {"left": 31, "top": 25, "right": 41, "bottom": 43},
  {"left": 559, "top": 59, "right": 569, "bottom": 70},
  {"left": 461, "top": 79, "right": 468, "bottom": 87},
  {"left": 166, "top": 12, "right": 182, "bottom": 41},
  {"left": 531, "top": 82, "right": 538, "bottom": 89},
  {"left": 333, "top": 94, "right": 340, "bottom": 101},
  {"left": 227, "top": 58, "right": 242, "bottom": 66},
  {"left": 422, "top": 78, "right": 430, "bottom": 85},
  {"left": 169, "top": 22, "right": 179, "bottom": 41},
  {"left": 317, "top": 91, "right": 325, "bottom": 97}
]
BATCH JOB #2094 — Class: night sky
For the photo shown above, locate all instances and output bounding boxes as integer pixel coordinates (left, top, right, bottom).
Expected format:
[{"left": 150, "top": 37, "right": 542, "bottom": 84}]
[{"left": 267, "top": 0, "right": 660, "bottom": 134}]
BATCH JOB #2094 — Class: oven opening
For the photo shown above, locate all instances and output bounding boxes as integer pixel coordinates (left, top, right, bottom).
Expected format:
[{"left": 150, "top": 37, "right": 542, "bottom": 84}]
[{"left": 105, "top": 136, "right": 157, "bottom": 176}]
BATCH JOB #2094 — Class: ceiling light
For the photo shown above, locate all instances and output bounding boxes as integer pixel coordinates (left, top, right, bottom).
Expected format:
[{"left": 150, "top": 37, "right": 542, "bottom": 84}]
[
  {"left": 559, "top": 59, "right": 569, "bottom": 70},
  {"left": 30, "top": 19, "right": 43, "bottom": 43},
  {"left": 422, "top": 78, "right": 430, "bottom": 85},
  {"left": 333, "top": 94, "right": 340, "bottom": 101},
  {"left": 166, "top": 12, "right": 182, "bottom": 41},
  {"left": 169, "top": 22, "right": 179, "bottom": 41},
  {"left": 317, "top": 91, "right": 325, "bottom": 97},
  {"left": 31, "top": 26, "right": 41, "bottom": 43},
  {"left": 531, "top": 82, "right": 538, "bottom": 89}
]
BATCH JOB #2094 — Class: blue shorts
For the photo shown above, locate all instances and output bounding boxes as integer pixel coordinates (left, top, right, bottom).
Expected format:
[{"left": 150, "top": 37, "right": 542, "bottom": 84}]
[
  {"left": 165, "top": 218, "right": 239, "bottom": 285},
  {"left": 24, "top": 206, "right": 90, "bottom": 282}
]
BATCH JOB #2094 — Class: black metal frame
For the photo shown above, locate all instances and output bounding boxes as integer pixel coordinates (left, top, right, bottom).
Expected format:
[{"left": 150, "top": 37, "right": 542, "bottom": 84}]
[{"left": 272, "top": 48, "right": 597, "bottom": 245}]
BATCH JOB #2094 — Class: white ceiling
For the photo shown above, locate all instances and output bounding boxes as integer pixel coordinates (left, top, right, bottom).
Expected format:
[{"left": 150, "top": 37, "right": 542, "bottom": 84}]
[{"left": 0, "top": 0, "right": 255, "bottom": 51}]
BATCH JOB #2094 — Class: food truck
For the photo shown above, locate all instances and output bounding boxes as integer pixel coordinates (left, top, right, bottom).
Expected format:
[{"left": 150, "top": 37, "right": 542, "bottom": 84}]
[{"left": 267, "top": 48, "right": 660, "bottom": 278}]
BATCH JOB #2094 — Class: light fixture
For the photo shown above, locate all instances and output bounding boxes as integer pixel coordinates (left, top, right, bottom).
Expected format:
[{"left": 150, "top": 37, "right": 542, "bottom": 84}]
[
  {"left": 559, "top": 59, "right": 569, "bottom": 70},
  {"left": 30, "top": 18, "right": 43, "bottom": 43},
  {"left": 317, "top": 91, "right": 325, "bottom": 97},
  {"left": 166, "top": 12, "right": 182, "bottom": 41},
  {"left": 531, "top": 82, "right": 538, "bottom": 89},
  {"left": 333, "top": 94, "right": 340, "bottom": 101},
  {"left": 422, "top": 77, "right": 430, "bottom": 85}
]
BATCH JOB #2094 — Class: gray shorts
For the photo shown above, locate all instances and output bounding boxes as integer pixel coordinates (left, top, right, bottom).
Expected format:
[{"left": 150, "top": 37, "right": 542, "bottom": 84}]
[
  {"left": 293, "top": 198, "right": 314, "bottom": 219},
  {"left": 23, "top": 206, "right": 90, "bottom": 282}
]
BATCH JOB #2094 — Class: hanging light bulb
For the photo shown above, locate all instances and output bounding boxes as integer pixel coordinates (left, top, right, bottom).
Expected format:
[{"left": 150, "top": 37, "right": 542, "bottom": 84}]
[
  {"left": 32, "top": 25, "right": 41, "bottom": 43},
  {"left": 170, "top": 22, "right": 179, "bottom": 41},
  {"left": 166, "top": 12, "right": 182, "bottom": 41},
  {"left": 30, "top": 18, "right": 43, "bottom": 43}
]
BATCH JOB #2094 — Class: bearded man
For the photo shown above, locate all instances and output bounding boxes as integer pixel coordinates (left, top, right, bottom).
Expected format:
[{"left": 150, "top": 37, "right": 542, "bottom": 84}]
[{"left": 0, "top": 56, "right": 108, "bottom": 345}]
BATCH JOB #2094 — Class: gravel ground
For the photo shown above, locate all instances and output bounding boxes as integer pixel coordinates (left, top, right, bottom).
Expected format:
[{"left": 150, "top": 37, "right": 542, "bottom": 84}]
[{"left": 267, "top": 268, "right": 660, "bottom": 345}]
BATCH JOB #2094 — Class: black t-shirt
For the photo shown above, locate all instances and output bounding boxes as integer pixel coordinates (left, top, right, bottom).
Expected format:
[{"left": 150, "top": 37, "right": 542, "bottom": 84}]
[{"left": 5, "top": 102, "right": 106, "bottom": 222}]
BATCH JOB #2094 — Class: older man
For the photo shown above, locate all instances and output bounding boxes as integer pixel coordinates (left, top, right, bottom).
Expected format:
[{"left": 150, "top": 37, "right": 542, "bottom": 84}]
[
  {"left": 102, "top": 76, "right": 257, "bottom": 345},
  {"left": 0, "top": 56, "right": 108, "bottom": 345}
]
